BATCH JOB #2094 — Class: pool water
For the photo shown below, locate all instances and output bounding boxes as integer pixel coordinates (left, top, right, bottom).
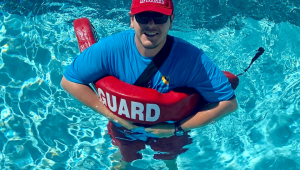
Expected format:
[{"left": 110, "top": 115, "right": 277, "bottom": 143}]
[{"left": 1, "top": 0, "right": 300, "bottom": 169}]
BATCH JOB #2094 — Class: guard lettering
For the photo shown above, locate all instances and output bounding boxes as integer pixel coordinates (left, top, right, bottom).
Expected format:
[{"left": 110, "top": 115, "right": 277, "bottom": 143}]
[
  {"left": 97, "top": 87, "right": 160, "bottom": 122},
  {"left": 140, "top": 0, "right": 164, "bottom": 4}
]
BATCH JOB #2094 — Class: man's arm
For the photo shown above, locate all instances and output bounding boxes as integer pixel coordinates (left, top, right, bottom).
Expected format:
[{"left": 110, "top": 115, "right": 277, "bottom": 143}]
[
  {"left": 145, "top": 98, "right": 238, "bottom": 138},
  {"left": 180, "top": 97, "right": 238, "bottom": 130},
  {"left": 61, "top": 76, "right": 138, "bottom": 130}
]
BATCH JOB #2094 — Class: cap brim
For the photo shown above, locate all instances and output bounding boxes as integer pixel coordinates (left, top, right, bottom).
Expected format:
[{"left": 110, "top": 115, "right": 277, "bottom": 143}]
[{"left": 131, "top": 6, "right": 173, "bottom": 15}]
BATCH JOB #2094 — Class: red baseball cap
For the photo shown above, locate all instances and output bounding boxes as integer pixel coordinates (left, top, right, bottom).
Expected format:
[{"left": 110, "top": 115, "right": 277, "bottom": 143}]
[{"left": 131, "top": 0, "right": 174, "bottom": 16}]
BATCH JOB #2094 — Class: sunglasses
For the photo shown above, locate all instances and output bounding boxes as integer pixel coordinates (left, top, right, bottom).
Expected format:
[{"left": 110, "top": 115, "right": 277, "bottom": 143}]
[{"left": 135, "top": 12, "right": 169, "bottom": 24}]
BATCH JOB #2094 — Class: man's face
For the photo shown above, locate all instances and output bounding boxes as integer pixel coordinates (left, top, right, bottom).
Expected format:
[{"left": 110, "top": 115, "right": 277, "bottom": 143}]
[{"left": 130, "top": 12, "right": 174, "bottom": 49}]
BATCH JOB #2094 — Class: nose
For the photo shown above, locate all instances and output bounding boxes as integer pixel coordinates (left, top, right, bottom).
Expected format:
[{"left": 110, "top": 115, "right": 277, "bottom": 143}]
[{"left": 147, "top": 18, "right": 155, "bottom": 27}]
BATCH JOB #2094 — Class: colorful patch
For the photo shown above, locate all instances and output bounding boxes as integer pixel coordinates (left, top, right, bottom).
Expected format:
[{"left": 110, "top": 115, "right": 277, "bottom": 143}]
[{"left": 162, "top": 75, "right": 170, "bottom": 85}]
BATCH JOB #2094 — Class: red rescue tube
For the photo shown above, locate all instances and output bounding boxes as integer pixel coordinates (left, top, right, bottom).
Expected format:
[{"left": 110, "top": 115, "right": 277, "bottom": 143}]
[
  {"left": 95, "top": 76, "right": 200, "bottom": 124},
  {"left": 73, "top": 18, "right": 239, "bottom": 125},
  {"left": 74, "top": 18, "right": 97, "bottom": 53},
  {"left": 223, "top": 71, "right": 239, "bottom": 90}
]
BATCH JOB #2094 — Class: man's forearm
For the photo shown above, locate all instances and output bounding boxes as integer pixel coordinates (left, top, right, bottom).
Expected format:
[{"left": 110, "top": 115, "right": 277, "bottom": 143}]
[
  {"left": 60, "top": 76, "right": 136, "bottom": 129},
  {"left": 180, "top": 98, "right": 238, "bottom": 131}
]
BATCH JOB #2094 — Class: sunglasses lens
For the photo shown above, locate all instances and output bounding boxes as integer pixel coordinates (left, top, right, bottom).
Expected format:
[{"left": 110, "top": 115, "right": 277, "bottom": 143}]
[
  {"left": 153, "top": 16, "right": 169, "bottom": 24},
  {"left": 135, "top": 12, "right": 169, "bottom": 24},
  {"left": 135, "top": 14, "right": 149, "bottom": 24}
]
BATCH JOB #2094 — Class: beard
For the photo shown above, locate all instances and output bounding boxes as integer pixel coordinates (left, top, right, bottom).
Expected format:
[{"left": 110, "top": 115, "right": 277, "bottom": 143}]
[{"left": 143, "top": 43, "right": 160, "bottom": 49}]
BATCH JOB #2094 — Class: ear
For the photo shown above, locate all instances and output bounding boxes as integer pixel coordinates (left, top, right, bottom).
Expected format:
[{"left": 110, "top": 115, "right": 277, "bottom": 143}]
[
  {"left": 169, "top": 14, "right": 175, "bottom": 29},
  {"left": 129, "top": 12, "right": 134, "bottom": 28}
]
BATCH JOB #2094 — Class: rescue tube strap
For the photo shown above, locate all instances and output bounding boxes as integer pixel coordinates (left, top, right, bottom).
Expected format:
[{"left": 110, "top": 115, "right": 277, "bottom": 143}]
[
  {"left": 91, "top": 24, "right": 99, "bottom": 43},
  {"left": 134, "top": 35, "right": 174, "bottom": 87},
  {"left": 236, "top": 47, "right": 265, "bottom": 77}
]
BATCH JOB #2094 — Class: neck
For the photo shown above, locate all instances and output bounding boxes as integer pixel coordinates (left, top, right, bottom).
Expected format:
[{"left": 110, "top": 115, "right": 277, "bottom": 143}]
[{"left": 135, "top": 35, "right": 167, "bottom": 57}]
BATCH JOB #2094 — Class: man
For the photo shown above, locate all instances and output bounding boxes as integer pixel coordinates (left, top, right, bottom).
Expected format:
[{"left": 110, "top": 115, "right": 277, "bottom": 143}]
[{"left": 61, "top": 0, "right": 238, "bottom": 169}]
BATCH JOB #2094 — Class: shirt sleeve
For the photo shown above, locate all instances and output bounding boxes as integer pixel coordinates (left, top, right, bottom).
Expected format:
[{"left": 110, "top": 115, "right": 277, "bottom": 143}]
[
  {"left": 188, "top": 52, "right": 235, "bottom": 103},
  {"left": 63, "top": 38, "right": 110, "bottom": 84}
]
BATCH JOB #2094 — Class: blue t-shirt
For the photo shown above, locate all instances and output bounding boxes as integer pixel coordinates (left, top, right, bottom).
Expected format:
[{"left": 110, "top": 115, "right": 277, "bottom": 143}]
[{"left": 64, "top": 30, "right": 234, "bottom": 102}]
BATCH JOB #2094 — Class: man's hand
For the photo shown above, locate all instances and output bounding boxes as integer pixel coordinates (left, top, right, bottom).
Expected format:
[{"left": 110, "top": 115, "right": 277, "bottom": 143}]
[{"left": 144, "top": 122, "right": 175, "bottom": 138}]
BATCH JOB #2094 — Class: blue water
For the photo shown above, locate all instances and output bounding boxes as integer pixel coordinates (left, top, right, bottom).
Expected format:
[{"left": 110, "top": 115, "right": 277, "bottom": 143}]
[{"left": 1, "top": 0, "right": 300, "bottom": 169}]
